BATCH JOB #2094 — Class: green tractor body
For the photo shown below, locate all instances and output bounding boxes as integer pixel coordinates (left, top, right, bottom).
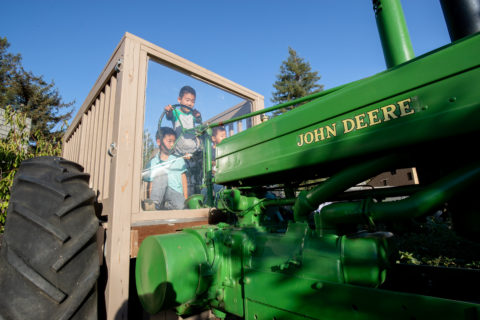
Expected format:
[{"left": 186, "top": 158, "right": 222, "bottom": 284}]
[{"left": 136, "top": 0, "right": 480, "bottom": 319}]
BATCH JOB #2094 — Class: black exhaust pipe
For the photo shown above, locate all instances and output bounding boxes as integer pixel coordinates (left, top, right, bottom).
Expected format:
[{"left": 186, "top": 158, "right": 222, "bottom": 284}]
[{"left": 440, "top": 0, "right": 480, "bottom": 41}]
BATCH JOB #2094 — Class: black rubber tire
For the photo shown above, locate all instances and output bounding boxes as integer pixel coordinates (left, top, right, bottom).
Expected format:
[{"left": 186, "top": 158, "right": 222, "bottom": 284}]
[{"left": 0, "top": 156, "right": 99, "bottom": 320}]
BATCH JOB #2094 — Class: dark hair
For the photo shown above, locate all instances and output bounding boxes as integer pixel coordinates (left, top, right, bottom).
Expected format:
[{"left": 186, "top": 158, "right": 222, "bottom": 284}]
[
  {"left": 179, "top": 85, "right": 196, "bottom": 98},
  {"left": 156, "top": 126, "right": 176, "bottom": 141},
  {"left": 212, "top": 126, "right": 226, "bottom": 137}
]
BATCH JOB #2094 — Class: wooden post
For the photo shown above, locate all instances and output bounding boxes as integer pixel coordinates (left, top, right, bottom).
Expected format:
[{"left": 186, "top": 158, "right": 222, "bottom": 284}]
[{"left": 104, "top": 35, "right": 142, "bottom": 319}]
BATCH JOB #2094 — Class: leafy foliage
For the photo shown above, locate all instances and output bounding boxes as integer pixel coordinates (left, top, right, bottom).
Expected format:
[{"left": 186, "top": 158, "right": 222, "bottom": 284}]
[
  {"left": 0, "top": 38, "right": 21, "bottom": 107},
  {"left": 271, "top": 47, "right": 324, "bottom": 115},
  {"left": 1, "top": 37, "right": 70, "bottom": 232},
  {"left": 394, "top": 214, "right": 480, "bottom": 269},
  {"left": 0, "top": 37, "right": 73, "bottom": 141},
  {"left": 0, "top": 107, "right": 63, "bottom": 233},
  {"left": 142, "top": 130, "right": 156, "bottom": 168}
]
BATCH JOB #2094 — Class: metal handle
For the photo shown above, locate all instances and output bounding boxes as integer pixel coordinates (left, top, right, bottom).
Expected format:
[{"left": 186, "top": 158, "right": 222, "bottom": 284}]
[{"left": 107, "top": 143, "right": 116, "bottom": 157}]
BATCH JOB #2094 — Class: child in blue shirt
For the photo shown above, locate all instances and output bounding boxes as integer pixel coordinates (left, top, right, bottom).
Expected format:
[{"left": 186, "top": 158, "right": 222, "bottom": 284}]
[{"left": 143, "top": 127, "right": 187, "bottom": 210}]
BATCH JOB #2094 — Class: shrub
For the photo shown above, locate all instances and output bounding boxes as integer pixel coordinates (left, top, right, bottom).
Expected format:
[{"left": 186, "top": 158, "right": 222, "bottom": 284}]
[{"left": 0, "top": 106, "right": 63, "bottom": 232}]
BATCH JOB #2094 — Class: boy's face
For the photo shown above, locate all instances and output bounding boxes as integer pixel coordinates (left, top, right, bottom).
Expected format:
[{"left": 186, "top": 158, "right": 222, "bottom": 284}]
[
  {"left": 212, "top": 130, "right": 227, "bottom": 145},
  {"left": 157, "top": 134, "right": 176, "bottom": 153},
  {"left": 178, "top": 93, "right": 196, "bottom": 112}
]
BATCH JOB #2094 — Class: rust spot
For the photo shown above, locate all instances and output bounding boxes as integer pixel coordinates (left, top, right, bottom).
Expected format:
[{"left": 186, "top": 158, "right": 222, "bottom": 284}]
[{"left": 121, "top": 181, "right": 128, "bottom": 192}]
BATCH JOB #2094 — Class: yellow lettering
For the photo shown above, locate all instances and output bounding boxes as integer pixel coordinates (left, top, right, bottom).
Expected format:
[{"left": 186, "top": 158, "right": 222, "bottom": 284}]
[
  {"left": 398, "top": 98, "right": 415, "bottom": 117},
  {"left": 297, "top": 134, "right": 304, "bottom": 147},
  {"left": 381, "top": 104, "right": 398, "bottom": 121},
  {"left": 304, "top": 131, "right": 314, "bottom": 144},
  {"left": 355, "top": 114, "right": 368, "bottom": 129},
  {"left": 314, "top": 127, "right": 325, "bottom": 142},
  {"left": 343, "top": 118, "right": 356, "bottom": 133},
  {"left": 367, "top": 109, "right": 381, "bottom": 126},
  {"left": 326, "top": 123, "right": 337, "bottom": 138},
  {"left": 298, "top": 97, "right": 416, "bottom": 147}
]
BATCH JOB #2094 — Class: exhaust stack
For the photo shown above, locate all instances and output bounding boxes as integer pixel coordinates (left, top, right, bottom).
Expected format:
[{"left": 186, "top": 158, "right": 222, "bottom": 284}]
[
  {"left": 373, "top": 0, "right": 415, "bottom": 68},
  {"left": 440, "top": 0, "right": 480, "bottom": 41}
]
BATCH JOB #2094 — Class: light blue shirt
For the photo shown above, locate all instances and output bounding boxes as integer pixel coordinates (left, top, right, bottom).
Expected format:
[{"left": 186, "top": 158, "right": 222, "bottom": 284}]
[{"left": 143, "top": 154, "right": 186, "bottom": 194}]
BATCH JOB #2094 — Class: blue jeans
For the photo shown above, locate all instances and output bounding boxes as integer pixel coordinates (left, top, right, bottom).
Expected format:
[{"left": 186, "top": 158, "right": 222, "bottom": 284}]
[{"left": 150, "top": 176, "right": 185, "bottom": 210}]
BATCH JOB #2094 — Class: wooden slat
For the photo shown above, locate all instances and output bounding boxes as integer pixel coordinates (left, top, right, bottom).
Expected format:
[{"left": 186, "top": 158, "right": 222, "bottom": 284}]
[
  {"left": 71, "top": 129, "right": 77, "bottom": 162},
  {"left": 131, "top": 208, "right": 209, "bottom": 224},
  {"left": 64, "top": 137, "right": 71, "bottom": 159},
  {"left": 75, "top": 128, "right": 80, "bottom": 163},
  {"left": 91, "top": 99, "right": 100, "bottom": 189},
  {"left": 94, "top": 92, "right": 106, "bottom": 192},
  {"left": 87, "top": 105, "right": 97, "bottom": 184},
  {"left": 67, "top": 130, "right": 73, "bottom": 161},
  {"left": 130, "top": 220, "right": 209, "bottom": 258},
  {"left": 103, "top": 75, "right": 116, "bottom": 203},
  {"left": 98, "top": 83, "right": 111, "bottom": 200},
  {"left": 81, "top": 111, "right": 91, "bottom": 170}
]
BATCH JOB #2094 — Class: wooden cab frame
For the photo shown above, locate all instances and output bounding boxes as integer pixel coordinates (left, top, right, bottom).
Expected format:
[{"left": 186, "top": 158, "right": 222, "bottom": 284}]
[{"left": 63, "top": 32, "right": 264, "bottom": 319}]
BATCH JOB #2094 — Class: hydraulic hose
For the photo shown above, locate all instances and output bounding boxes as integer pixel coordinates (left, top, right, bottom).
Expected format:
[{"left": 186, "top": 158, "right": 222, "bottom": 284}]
[
  {"left": 293, "top": 154, "right": 402, "bottom": 222},
  {"left": 318, "top": 161, "right": 480, "bottom": 233}
]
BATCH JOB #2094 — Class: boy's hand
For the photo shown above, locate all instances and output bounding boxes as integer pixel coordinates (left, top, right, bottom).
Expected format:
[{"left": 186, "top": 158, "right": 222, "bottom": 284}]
[
  {"left": 193, "top": 109, "right": 201, "bottom": 118},
  {"left": 165, "top": 104, "right": 173, "bottom": 112}
]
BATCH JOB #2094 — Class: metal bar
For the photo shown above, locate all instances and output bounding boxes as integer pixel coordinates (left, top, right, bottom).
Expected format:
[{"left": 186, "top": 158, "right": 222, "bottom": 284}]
[
  {"left": 203, "top": 131, "right": 214, "bottom": 207},
  {"left": 373, "top": 0, "right": 415, "bottom": 68},
  {"left": 293, "top": 154, "right": 402, "bottom": 222},
  {"left": 318, "top": 161, "right": 480, "bottom": 231},
  {"left": 208, "top": 83, "right": 350, "bottom": 128}
]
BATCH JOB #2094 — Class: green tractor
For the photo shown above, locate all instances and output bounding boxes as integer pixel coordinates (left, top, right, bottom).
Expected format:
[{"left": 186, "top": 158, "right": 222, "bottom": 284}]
[{"left": 136, "top": 0, "right": 480, "bottom": 319}]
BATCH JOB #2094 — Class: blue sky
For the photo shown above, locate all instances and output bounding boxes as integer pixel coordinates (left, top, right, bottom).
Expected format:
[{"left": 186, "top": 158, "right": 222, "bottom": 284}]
[{"left": 1, "top": 0, "right": 450, "bottom": 123}]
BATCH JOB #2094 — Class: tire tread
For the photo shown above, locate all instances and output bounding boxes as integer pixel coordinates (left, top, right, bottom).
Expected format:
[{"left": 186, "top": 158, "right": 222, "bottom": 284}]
[{"left": 0, "top": 157, "right": 99, "bottom": 320}]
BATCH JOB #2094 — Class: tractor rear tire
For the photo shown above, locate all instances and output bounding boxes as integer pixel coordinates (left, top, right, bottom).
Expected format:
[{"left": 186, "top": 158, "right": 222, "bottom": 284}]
[{"left": 0, "top": 156, "right": 99, "bottom": 320}]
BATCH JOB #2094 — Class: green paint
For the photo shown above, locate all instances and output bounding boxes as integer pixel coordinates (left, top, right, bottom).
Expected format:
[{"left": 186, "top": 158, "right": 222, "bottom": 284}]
[{"left": 136, "top": 1, "right": 480, "bottom": 318}]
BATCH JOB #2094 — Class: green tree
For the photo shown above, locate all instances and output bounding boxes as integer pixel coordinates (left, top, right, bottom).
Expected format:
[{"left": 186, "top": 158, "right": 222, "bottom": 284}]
[
  {"left": 1, "top": 107, "right": 63, "bottom": 232},
  {"left": 271, "top": 47, "right": 324, "bottom": 115},
  {"left": 142, "top": 130, "right": 156, "bottom": 168},
  {"left": 1, "top": 37, "right": 71, "bottom": 232},
  {"left": 0, "top": 38, "right": 21, "bottom": 108},
  {"left": 0, "top": 37, "right": 73, "bottom": 140}
]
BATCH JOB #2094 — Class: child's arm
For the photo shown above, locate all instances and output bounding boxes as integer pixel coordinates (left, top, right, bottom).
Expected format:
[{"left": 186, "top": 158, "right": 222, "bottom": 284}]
[
  {"left": 165, "top": 104, "right": 174, "bottom": 120},
  {"left": 181, "top": 173, "right": 188, "bottom": 199},
  {"left": 193, "top": 109, "right": 202, "bottom": 124}
]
